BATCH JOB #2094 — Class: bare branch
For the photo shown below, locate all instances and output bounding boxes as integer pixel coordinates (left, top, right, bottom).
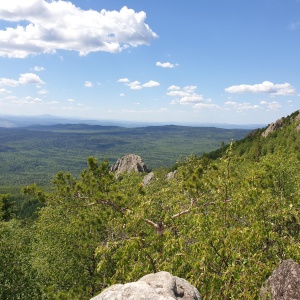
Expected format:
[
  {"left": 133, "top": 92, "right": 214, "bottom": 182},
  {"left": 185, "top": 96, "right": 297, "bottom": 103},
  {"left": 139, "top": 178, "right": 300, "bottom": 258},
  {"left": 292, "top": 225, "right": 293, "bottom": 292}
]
[
  {"left": 144, "top": 219, "right": 158, "bottom": 229},
  {"left": 171, "top": 198, "right": 195, "bottom": 219},
  {"left": 144, "top": 219, "right": 165, "bottom": 235}
]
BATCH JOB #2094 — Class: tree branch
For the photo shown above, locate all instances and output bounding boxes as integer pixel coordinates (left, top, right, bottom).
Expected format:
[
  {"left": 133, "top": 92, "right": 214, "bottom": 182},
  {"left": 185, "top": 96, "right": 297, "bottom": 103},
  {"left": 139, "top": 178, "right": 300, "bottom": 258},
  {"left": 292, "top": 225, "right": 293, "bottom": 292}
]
[{"left": 171, "top": 198, "right": 195, "bottom": 219}]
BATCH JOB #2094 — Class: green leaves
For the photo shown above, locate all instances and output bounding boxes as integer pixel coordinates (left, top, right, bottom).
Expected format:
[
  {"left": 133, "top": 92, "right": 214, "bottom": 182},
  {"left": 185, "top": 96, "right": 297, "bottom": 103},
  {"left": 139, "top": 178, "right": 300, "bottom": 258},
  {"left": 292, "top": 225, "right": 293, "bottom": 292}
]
[{"left": 2, "top": 147, "right": 300, "bottom": 299}]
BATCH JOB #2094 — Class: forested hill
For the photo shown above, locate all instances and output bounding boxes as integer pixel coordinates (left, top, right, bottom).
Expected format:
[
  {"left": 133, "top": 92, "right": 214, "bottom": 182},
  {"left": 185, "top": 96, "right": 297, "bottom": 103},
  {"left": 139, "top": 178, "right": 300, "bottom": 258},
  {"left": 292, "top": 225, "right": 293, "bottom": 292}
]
[
  {"left": 0, "top": 124, "right": 249, "bottom": 192},
  {"left": 207, "top": 109, "right": 300, "bottom": 160},
  {"left": 0, "top": 111, "right": 299, "bottom": 299}
]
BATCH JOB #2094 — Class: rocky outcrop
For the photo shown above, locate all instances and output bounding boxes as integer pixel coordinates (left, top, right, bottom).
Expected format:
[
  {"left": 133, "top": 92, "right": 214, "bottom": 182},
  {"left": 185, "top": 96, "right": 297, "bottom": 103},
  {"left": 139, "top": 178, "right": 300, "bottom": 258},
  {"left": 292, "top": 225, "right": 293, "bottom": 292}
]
[
  {"left": 110, "top": 154, "right": 150, "bottom": 175},
  {"left": 260, "top": 259, "right": 300, "bottom": 300},
  {"left": 91, "top": 271, "right": 201, "bottom": 300},
  {"left": 167, "top": 170, "right": 177, "bottom": 181},
  {"left": 261, "top": 118, "right": 284, "bottom": 138},
  {"left": 142, "top": 171, "right": 155, "bottom": 186}
]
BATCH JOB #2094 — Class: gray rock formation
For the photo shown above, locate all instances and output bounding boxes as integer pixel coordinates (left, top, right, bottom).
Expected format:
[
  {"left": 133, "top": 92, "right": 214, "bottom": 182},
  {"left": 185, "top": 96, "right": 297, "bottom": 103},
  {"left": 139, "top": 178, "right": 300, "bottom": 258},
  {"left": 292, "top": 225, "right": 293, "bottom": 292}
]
[
  {"left": 261, "top": 118, "right": 283, "bottom": 138},
  {"left": 110, "top": 154, "right": 150, "bottom": 175},
  {"left": 142, "top": 171, "right": 155, "bottom": 186},
  {"left": 91, "top": 271, "right": 201, "bottom": 300},
  {"left": 260, "top": 259, "right": 300, "bottom": 300},
  {"left": 167, "top": 170, "right": 177, "bottom": 181}
]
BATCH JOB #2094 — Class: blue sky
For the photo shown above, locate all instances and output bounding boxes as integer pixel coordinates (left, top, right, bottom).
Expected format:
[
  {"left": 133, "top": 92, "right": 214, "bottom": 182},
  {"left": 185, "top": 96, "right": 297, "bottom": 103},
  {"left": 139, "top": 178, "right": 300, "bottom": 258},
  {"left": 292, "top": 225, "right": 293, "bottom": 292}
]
[{"left": 0, "top": 0, "right": 299, "bottom": 125}]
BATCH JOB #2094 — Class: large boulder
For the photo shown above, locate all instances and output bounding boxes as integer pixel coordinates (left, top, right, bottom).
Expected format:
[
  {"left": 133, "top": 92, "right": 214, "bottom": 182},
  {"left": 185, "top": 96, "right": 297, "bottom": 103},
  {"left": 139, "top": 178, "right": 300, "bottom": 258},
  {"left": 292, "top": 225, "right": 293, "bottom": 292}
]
[
  {"left": 91, "top": 271, "right": 201, "bottom": 300},
  {"left": 110, "top": 154, "right": 150, "bottom": 175},
  {"left": 260, "top": 259, "right": 300, "bottom": 300}
]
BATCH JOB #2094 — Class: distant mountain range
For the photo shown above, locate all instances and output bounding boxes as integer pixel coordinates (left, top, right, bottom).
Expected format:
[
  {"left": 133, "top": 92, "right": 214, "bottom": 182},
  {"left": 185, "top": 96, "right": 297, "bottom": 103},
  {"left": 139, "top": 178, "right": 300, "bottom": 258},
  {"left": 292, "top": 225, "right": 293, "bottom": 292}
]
[{"left": 0, "top": 114, "right": 265, "bottom": 129}]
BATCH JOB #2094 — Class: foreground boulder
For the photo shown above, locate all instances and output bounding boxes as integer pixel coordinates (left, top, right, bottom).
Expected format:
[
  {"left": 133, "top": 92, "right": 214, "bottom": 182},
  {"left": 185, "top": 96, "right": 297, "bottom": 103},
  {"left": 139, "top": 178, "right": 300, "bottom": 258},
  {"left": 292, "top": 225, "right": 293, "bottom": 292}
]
[
  {"left": 110, "top": 154, "right": 150, "bottom": 175},
  {"left": 91, "top": 271, "right": 201, "bottom": 300},
  {"left": 260, "top": 259, "right": 300, "bottom": 300}
]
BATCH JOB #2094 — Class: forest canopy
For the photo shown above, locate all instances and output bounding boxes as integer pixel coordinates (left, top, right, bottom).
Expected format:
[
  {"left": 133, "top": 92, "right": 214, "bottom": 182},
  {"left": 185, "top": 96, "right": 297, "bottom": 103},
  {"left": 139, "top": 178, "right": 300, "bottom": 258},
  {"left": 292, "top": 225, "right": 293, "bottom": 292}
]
[{"left": 1, "top": 111, "right": 300, "bottom": 299}]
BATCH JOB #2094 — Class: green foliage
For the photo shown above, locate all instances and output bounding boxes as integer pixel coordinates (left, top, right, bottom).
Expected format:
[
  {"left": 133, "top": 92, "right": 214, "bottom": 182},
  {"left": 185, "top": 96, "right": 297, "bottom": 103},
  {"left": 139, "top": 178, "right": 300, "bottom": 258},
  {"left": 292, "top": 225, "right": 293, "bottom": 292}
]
[
  {"left": 0, "top": 219, "right": 41, "bottom": 299},
  {"left": 0, "top": 194, "right": 13, "bottom": 221},
  {"left": 0, "top": 125, "right": 249, "bottom": 193},
  {"left": 1, "top": 112, "right": 300, "bottom": 299}
]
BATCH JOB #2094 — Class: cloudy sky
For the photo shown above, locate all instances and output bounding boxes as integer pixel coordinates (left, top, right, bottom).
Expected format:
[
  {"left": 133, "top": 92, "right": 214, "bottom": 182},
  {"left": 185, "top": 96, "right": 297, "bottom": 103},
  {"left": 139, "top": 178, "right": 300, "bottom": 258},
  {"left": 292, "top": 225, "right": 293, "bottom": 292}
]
[{"left": 0, "top": 0, "right": 299, "bottom": 125}]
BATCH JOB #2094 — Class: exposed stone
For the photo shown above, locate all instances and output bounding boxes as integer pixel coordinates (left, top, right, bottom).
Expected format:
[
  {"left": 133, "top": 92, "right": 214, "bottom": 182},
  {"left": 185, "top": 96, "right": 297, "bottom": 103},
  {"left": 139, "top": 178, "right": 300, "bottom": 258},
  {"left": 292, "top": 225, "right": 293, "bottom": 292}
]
[
  {"left": 167, "top": 170, "right": 177, "bottom": 181},
  {"left": 260, "top": 259, "right": 300, "bottom": 300},
  {"left": 142, "top": 171, "right": 155, "bottom": 186},
  {"left": 110, "top": 154, "right": 150, "bottom": 175},
  {"left": 261, "top": 118, "right": 284, "bottom": 138},
  {"left": 91, "top": 271, "right": 201, "bottom": 300}
]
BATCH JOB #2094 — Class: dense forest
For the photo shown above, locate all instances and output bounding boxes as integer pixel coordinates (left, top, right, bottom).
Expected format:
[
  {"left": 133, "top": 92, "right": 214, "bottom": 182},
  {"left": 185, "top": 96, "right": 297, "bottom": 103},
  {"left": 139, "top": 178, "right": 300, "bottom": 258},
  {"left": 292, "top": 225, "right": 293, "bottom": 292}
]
[
  {"left": 1, "top": 111, "right": 299, "bottom": 299},
  {"left": 0, "top": 124, "right": 249, "bottom": 194}
]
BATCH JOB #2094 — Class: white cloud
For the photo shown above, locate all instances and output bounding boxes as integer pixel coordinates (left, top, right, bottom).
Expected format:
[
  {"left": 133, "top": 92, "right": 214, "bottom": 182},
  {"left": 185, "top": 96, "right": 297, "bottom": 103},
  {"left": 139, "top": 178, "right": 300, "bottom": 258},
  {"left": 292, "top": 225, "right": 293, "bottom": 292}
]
[
  {"left": 118, "top": 78, "right": 159, "bottom": 90},
  {"left": 167, "top": 85, "right": 180, "bottom": 91},
  {"left": 225, "top": 81, "right": 296, "bottom": 96},
  {"left": 38, "top": 89, "right": 48, "bottom": 95},
  {"left": 166, "top": 85, "right": 204, "bottom": 104},
  {"left": 224, "top": 101, "right": 261, "bottom": 112},
  {"left": 0, "top": 88, "right": 11, "bottom": 94},
  {"left": 156, "top": 61, "right": 177, "bottom": 68},
  {"left": 127, "top": 81, "right": 142, "bottom": 90},
  {"left": 117, "top": 78, "right": 130, "bottom": 83},
  {"left": 167, "top": 90, "right": 189, "bottom": 97},
  {"left": 19, "top": 73, "right": 45, "bottom": 85},
  {"left": 84, "top": 81, "right": 93, "bottom": 88},
  {"left": 0, "top": 2, "right": 157, "bottom": 58},
  {"left": 180, "top": 94, "right": 204, "bottom": 104},
  {"left": 120, "top": 93, "right": 125, "bottom": 97},
  {"left": 68, "top": 98, "right": 76, "bottom": 102},
  {"left": 259, "top": 100, "right": 282, "bottom": 110},
  {"left": 194, "top": 103, "right": 221, "bottom": 110},
  {"left": 142, "top": 80, "right": 160, "bottom": 88},
  {"left": 32, "top": 66, "right": 45, "bottom": 72},
  {"left": 0, "top": 73, "right": 44, "bottom": 86},
  {"left": 10, "top": 96, "right": 43, "bottom": 105},
  {"left": 183, "top": 85, "right": 197, "bottom": 93}
]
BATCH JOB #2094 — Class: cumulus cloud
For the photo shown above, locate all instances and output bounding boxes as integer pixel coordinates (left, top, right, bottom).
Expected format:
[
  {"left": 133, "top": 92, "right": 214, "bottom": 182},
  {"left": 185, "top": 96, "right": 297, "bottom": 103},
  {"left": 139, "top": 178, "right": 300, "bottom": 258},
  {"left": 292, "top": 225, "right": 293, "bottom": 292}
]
[
  {"left": 225, "top": 81, "right": 296, "bottom": 96},
  {"left": 10, "top": 96, "right": 43, "bottom": 105},
  {"left": 167, "top": 85, "right": 180, "bottom": 91},
  {"left": 0, "top": 1, "right": 157, "bottom": 58},
  {"left": 118, "top": 78, "right": 159, "bottom": 90},
  {"left": 84, "top": 81, "right": 93, "bottom": 88},
  {"left": 194, "top": 103, "right": 221, "bottom": 110},
  {"left": 156, "top": 62, "right": 177, "bottom": 68},
  {"left": 142, "top": 80, "right": 160, "bottom": 88},
  {"left": 259, "top": 100, "right": 281, "bottom": 110},
  {"left": 117, "top": 78, "right": 130, "bottom": 83},
  {"left": 38, "top": 89, "right": 48, "bottom": 95},
  {"left": 224, "top": 101, "right": 261, "bottom": 112},
  {"left": 32, "top": 66, "right": 45, "bottom": 72},
  {"left": 0, "top": 88, "right": 11, "bottom": 94},
  {"left": 166, "top": 85, "right": 204, "bottom": 105},
  {"left": 127, "top": 81, "right": 142, "bottom": 90},
  {"left": 0, "top": 73, "right": 44, "bottom": 87}
]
